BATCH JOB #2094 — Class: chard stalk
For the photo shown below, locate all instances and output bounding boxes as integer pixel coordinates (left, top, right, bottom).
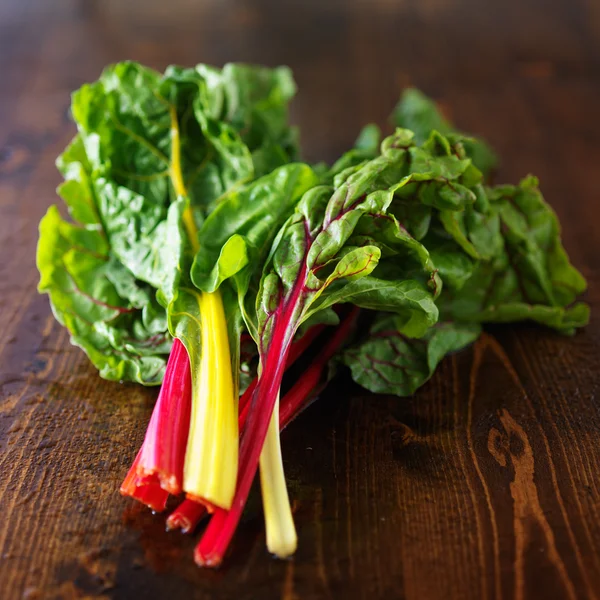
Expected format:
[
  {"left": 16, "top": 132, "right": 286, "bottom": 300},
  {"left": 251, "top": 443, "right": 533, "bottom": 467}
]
[
  {"left": 259, "top": 393, "right": 297, "bottom": 558},
  {"left": 120, "top": 338, "right": 191, "bottom": 503},
  {"left": 137, "top": 338, "right": 192, "bottom": 494},
  {"left": 120, "top": 449, "right": 170, "bottom": 512},
  {"left": 194, "top": 266, "right": 309, "bottom": 567},
  {"left": 168, "top": 317, "right": 355, "bottom": 540},
  {"left": 183, "top": 287, "right": 238, "bottom": 509},
  {"left": 170, "top": 106, "right": 238, "bottom": 510},
  {"left": 195, "top": 308, "right": 359, "bottom": 566},
  {"left": 166, "top": 498, "right": 208, "bottom": 533}
]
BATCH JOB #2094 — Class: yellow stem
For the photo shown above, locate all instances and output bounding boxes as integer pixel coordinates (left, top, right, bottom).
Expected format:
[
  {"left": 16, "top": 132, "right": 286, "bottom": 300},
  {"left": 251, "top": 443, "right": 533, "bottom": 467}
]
[
  {"left": 259, "top": 394, "right": 297, "bottom": 558},
  {"left": 183, "top": 288, "right": 238, "bottom": 508},
  {"left": 169, "top": 104, "right": 199, "bottom": 254},
  {"left": 170, "top": 104, "right": 238, "bottom": 509}
]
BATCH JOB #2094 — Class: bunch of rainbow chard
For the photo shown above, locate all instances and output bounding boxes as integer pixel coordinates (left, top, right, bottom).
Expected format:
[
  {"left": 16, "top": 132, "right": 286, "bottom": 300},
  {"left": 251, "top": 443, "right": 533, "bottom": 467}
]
[{"left": 37, "top": 62, "right": 589, "bottom": 566}]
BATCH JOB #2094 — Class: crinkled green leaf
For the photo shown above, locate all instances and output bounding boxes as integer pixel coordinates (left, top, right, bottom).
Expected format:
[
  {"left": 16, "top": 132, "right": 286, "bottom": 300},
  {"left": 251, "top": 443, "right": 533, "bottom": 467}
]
[
  {"left": 70, "top": 60, "right": 299, "bottom": 292},
  {"left": 191, "top": 164, "right": 318, "bottom": 295},
  {"left": 200, "top": 63, "right": 298, "bottom": 156},
  {"left": 423, "top": 231, "right": 476, "bottom": 291},
  {"left": 438, "top": 177, "right": 589, "bottom": 333},
  {"left": 56, "top": 136, "right": 100, "bottom": 227},
  {"left": 41, "top": 131, "right": 172, "bottom": 385},
  {"left": 37, "top": 205, "right": 170, "bottom": 385},
  {"left": 43, "top": 60, "right": 301, "bottom": 386},
  {"left": 255, "top": 132, "right": 441, "bottom": 352},
  {"left": 439, "top": 209, "right": 481, "bottom": 259},
  {"left": 392, "top": 88, "right": 497, "bottom": 176}
]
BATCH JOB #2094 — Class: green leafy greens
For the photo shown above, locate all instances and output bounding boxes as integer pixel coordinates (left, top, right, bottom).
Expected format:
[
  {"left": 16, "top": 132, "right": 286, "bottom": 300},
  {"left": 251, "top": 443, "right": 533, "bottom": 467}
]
[
  {"left": 38, "top": 64, "right": 588, "bottom": 394},
  {"left": 38, "top": 62, "right": 589, "bottom": 569},
  {"left": 38, "top": 60, "right": 299, "bottom": 384}
]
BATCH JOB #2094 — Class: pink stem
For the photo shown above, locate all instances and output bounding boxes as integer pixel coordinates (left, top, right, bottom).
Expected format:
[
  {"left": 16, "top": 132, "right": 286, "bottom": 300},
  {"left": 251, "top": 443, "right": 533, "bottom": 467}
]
[{"left": 121, "top": 338, "right": 192, "bottom": 500}]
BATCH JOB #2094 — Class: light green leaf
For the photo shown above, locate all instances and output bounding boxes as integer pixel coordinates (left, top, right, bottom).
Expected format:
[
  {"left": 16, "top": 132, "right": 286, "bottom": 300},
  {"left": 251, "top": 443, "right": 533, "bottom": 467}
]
[{"left": 37, "top": 206, "right": 170, "bottom": 385}]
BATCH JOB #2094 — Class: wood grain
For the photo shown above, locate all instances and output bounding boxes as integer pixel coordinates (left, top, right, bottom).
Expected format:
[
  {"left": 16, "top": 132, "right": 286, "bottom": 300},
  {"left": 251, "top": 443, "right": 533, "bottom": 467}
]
[{"left": 1, "top": 0, "right": 600, "bottom": 598}]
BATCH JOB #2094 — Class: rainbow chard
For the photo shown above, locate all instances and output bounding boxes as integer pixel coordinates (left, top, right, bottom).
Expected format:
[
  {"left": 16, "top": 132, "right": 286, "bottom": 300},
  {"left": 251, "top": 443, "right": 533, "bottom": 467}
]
[
  {"left": 45, "top": 60, "right": 301, "bottom": 511},
  {"left": 38, "top": 59, "right": 300, "bottom": 387},
  {"left": 37, "top": 71, "right": 591, "bottom": 571},
  {"left": 195, "top": 132, "right": 443, "bottom": 566},
  {"left": 188, "top": 162, "right": 320, "bottom": 517}
]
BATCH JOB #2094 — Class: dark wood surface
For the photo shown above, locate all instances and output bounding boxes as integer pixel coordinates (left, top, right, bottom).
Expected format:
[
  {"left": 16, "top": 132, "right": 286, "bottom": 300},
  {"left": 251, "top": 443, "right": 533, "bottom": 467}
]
[{"left": 1, "top": 0, "right": 600, "bottom": 598}]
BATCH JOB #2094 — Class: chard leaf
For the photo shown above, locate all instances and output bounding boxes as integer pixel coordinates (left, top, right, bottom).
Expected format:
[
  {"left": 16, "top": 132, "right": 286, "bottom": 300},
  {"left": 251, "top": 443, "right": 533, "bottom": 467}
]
[
  {"left": 256, "top": 132, "right": 442, "bottom": 351},
  {"left": 438, "top": 177, "right": 589, "bottom": 333},
  {"left": 376, "top": 129, "right": 501, "bottom": 263},
  {"left": 41, "top": 60, "right": 299, "bottom": 386},
  {"left": 392, "top": 88, "right": 497, "bottom": 176},
  {"left": 343, "top": 317, "right": 481, "bottom": 396},
  {"left": 37, "top": 205, "right": 170, "bottom": 385},
  {"left": 439, "top": 209, "right": 481, "bottom": 259},
  {"left": 388, "top": 198, "right": 432, "bottom": 241},
  {"left": 56, "top": 136, "right": 99, "bottom": 226},
  {"left": 204, "top": 63, "right": 299, "bottom": 165},
  {"left": 39, "top": 132, "right": 172, "bottom": 385},
  {"left": 191, "top": 163, "right": 319, "bottom": 296},
  {"left": 311, "top": 277, "right": 438, "bottom": 338},
  {"left": 70, "top": 60, "right": 298, "bottom": 293},
  {"left": 166, "top": 284, "right": 203, "bottom": 370},
  {"left": 423, "top": 232, "right": 476, "bottom": 291}
]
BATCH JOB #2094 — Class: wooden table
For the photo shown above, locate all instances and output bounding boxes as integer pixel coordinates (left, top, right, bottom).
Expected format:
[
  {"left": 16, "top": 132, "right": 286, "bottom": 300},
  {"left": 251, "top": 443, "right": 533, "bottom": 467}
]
[{"left": 1, "top": 0, "right": 599, "bottom": 598}]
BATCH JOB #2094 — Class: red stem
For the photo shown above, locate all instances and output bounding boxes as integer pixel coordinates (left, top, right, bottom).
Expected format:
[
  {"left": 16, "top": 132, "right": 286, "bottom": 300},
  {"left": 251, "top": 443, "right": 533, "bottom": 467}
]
[
  {"left": 280, "top": 307, "right": 359, "bottom": 428},
  {"left": 238, "top": 323, "right": 325, "bottom": 430},
  {"left": 120, "top": 448, "right": 170, "bottom": 512},
  {"left": 166, "top": 498, "right": 208, "bottom": 533},
  {"left": 195, "top": 302, "right": 358, "bottom": 566}
]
